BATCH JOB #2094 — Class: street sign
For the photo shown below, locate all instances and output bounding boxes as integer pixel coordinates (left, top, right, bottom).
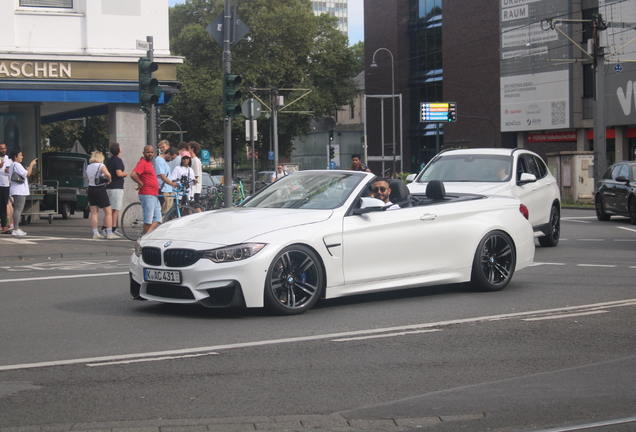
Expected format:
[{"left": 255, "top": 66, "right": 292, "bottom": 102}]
[
  {"left": 200, "top": 149, "right": 210, "bottom": 165},
  {"left": 241, "top": 99, "right": 262, "bottom": 119},
  {"left": 420, "top": 102, "right": 457, "bottom": 122},
  {"left": 245, "top": 120, "right": 257, "bottom": 140},
  {"left": 268, "top": 151, "right": 274, "bottom": 161},
  {"left": 136, "top": 40, "right": 150, "bottom": 50},
  {"left": 206, "top": 13, "right": 250, "bottom": 47}
]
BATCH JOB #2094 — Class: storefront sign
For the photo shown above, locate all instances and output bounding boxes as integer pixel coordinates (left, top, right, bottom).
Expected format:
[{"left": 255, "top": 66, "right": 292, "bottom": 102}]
[
  {"left": 0, "top": 60, "right": 177, "bottom": 81},
  {"left": 527, "top": 131, "right": 577, "bottom": 142}
]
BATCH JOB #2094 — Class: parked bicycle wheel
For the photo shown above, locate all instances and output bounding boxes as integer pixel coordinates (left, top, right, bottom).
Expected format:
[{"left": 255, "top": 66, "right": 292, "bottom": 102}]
[
  {"left": 121, "top": 202, "right": 144, "bottom": 241},
  {"left": 163, "top": 204, "right": 198, "bottom": 222}
]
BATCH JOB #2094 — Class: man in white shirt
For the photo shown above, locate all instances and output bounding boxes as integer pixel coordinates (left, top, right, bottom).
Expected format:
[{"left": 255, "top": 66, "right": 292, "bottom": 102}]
[
  {"left": 371, "top": 178, "right": 400, "bottom": 211},
  {"left": 0, "top": 143, "right": 11, "bottom": 233}
]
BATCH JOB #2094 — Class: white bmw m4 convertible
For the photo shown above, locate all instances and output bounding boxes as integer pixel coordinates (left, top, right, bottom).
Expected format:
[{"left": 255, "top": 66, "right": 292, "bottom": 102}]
[{"left": 130, "top": 170, "right": 535, "bottom": 315}]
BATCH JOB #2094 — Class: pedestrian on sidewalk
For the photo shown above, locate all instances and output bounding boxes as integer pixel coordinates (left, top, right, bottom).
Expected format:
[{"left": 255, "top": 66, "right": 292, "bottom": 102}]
[
  {"left": 155, "top": 146, "right": 178, "bottom": 214},
  {"left": 86, "top": 151, "right": 117, "bottom": 239},
  {"left": 104, "top": 143, "right": 127, "bottom": 237},
  {"left": 0, "top": 143, "right": 12, "bottom": 234},
  {"left": 8, "top": 150, "right": 37, "bottom": 237},
  {"left": 188, "top": 141, "right": 203, "bottom": 203},
  {"left": 130, "top": 145, "right": 161, "bottom": 236}
]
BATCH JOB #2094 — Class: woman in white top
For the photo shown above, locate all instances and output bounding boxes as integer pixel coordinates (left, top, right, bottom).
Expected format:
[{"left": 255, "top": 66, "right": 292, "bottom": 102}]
[
  {"left": 8, "top": 150, "right": 37, "bottom": 237},
  {"left": 86, "top": 151, "right": 115, "bottom": 239},
  {"left": 171, "top": 151, "right": 196, "bottom": 202}
]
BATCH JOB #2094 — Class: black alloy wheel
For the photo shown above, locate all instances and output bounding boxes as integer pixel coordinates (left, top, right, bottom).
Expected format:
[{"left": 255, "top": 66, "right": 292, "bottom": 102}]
[
  {"left": 538, "top": 205, "right": 560, "bottom": 247},
  {"left": 595, "top": 194, "right": 611, "bottom": 221},
  {"left": 264, "top": 245, "right": 324, "bottom": 315},
  {"left": 471, "top": 230, "right": 516, "bottom": 292}
]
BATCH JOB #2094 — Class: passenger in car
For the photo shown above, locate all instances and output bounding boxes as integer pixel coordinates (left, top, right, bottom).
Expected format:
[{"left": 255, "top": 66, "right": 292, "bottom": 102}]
[{"left": 371, "top": 178, "right": 400, "bottom": 210}]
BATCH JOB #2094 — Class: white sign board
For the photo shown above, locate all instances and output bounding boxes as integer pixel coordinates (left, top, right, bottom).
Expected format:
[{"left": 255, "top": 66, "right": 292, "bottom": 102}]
[{"left": 500, "top": 70, "right": 569, "bottom": 132}]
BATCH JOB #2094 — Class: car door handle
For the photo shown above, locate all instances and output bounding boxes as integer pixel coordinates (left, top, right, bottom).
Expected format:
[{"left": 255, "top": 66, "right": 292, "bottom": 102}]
[{"left": 420, "top": 213, "right": 437, "bottom": 221}]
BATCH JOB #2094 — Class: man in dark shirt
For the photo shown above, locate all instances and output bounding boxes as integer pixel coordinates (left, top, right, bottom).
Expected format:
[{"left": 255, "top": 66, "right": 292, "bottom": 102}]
[
  {"left": 104, "top": 143, "right": 127, "bottom": 236},
  {"left": 348, "top": 154, "right": 371, "bottom": 172}
]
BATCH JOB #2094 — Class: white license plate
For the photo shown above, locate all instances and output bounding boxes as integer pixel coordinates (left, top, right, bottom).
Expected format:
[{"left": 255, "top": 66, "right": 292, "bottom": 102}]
[{"left": 144, "top": 269, "right": 181, "bottom": 284}]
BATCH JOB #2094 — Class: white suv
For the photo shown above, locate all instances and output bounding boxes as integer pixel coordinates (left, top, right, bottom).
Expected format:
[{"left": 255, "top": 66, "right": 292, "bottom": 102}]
[{"left": 407, "top": 148, "right": 561, "bottom": 247}]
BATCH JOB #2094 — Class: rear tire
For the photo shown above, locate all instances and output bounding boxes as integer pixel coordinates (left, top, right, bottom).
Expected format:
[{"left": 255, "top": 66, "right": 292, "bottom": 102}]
[
  {"left": 121, "top": 202, "right": 144, "bottom": 241},
  {"left": 596, "top": 194, "right": 611, "bottom": 221},
  {"left": 538, "top": 205, "right": 560, "bottom": 247},
  {"left": 163, "top": 205, "right": 198, "bottom": 222},
  {"left": 471, "top": 230, "right": 516, "bottom": 292}
]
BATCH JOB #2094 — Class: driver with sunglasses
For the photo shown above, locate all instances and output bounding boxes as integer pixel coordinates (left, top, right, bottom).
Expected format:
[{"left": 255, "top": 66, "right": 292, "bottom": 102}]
[{"left": 371, "top": 178, "right": 400, "bottom": 211}]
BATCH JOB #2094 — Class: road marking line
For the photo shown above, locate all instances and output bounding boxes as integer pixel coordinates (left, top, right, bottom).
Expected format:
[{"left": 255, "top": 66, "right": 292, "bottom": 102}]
[
  {"left": 561, "top": 216, "right": 598, "bottom": 220},
  {"left": 577, "top": 239, "right": 605, "bottom": 241},
  {"left": 522, "top": 310, "right": 608, "bottom": 321},
  {"left": 87, "top": 352, "right": 218, "bottom": 367},
  {"left": 332, "top": 329, "right": 442, "bottom": 342},
  {"left": 615, "top": 239, "right": 636, "bottom": 241},
  {"left": 524, "top": 414, "right": 636, "bottom": 432},
  {"left": 563, "top": 220, "right": 591, "bottom": 224},
  {"left": 617, "top": 226, "right": 636, "bottom": 233},
  {"left": 2, "top": 299, "right": 635, "bottom": 372},
  {"left": 530, "top": 262, "right": 566, "bottom": 266},
  {"left": 0, "top": 272, "right": 128, "bottom": 283},
  {"left": 576, "top": 264, "right": 616, "bottom": 268}
]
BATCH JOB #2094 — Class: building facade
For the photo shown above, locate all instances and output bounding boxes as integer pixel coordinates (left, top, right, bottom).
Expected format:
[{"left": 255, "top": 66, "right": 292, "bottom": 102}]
[
  {"left": 364, "top": 0, "right": 636, "bottom": 177},
  {"left": 0, "top": 0, "right": 180, "bottom": 205},
  {"left": 311, "top": 0, "right": 348, "bottom": 35}
]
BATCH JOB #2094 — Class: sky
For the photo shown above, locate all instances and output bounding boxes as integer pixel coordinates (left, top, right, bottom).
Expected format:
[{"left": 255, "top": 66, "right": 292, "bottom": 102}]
[{"left": 167, "top": 0, "right": 364, "bottom": 45}]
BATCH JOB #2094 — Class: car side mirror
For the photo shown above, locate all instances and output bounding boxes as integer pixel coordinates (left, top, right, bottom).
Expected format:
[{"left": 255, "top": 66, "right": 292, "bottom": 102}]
[
  {"left": 405, "top": 174, "right": 416, "bottom": 183},
  {"left": 353, "top": 197, "right": 386, "bottom": 215},
  {"left": 615, "top": 175, "right": 629, "bottom": 183},
  {"left": 518, "top": 172, "right": 537, "bottom": 185}
]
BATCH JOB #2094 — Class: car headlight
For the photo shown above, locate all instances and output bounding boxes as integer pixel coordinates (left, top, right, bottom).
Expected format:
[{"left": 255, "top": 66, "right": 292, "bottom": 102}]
[
  {"left": 201, "top": 243, "right": 265, "bottom": 263},
  {"left": 134, "top": 239, "right": 142, "bottom": 257}
]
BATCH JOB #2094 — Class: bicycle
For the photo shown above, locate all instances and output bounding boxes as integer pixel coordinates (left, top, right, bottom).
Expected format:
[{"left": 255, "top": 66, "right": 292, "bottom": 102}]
[{"left": 120, "top": 179, "right": 198, "bottom": 241}]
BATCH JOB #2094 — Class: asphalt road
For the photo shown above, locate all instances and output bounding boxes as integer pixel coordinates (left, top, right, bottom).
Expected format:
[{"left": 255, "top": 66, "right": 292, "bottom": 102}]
[{"left": 0, "top": 208, "right": 635, "bottom": 432}]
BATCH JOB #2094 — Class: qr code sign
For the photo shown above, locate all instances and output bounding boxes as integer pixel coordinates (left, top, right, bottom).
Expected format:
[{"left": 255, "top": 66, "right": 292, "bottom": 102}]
[{"left": 551, "top": 101, "right": 566, "bottom": 125}]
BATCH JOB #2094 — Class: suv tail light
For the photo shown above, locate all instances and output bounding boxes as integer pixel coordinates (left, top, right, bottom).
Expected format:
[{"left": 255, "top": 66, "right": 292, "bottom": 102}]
[{"left": 519, "top": 204, "right": 529, "bottom": 220}]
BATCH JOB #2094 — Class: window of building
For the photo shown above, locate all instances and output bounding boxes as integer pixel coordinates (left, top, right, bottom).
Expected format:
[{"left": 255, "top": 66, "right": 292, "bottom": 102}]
[
  {"left": 20, "top": 0, "right": 73, "bottom": 7},
  {"left": 350, "top": 104, "right": 355, "bottom": 120}
]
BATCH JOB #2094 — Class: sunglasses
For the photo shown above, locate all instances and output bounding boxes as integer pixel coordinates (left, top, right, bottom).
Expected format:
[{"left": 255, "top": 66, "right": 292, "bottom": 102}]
[{"left": 372, "top": 186, "right": 388, "bottom": 193}]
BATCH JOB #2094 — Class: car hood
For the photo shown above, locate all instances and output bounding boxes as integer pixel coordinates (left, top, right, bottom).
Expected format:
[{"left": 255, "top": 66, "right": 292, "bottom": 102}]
[
  {"left": 144, "top": 208, "right": 334, "bottom": 246},
  {"left": 409, "top": 181, "right": 511, "bottom": 196}
]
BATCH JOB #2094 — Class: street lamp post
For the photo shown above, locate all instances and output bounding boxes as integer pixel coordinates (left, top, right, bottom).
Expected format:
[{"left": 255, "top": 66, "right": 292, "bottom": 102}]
[{"left": 370, "top": 47, "right": 395, "bottom": 178}]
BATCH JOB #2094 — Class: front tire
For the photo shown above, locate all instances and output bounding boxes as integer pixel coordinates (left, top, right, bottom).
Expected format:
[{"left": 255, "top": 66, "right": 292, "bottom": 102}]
[
  {"left": 471, "top": 230, "right": 516, "bottom": 292},
  {"left": 264, "top": 245, "right": 324, "bottom": 315},
  {"left": 629, "top": 197, "right": 636, "bottom": 225},
  {"left": 538, "top": 205, "right": 560, "bottom": 247},
  {"left": 60, "top": 202, "right": 70, "bottom": 220},
  {"left": 596, "top": 194, "right": 611, "bottom": 221},
  {"left": 121, "top": 202, "right": 144, "bottom": 241}
]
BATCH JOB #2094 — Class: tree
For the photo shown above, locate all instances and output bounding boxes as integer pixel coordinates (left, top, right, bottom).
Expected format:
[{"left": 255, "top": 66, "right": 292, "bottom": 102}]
[
  {"left": 350, "top": 41, "right": 365, "bottom": 75},
  {"left": 41, "top": 116, "right": 109, "bottom": 154},
  {"left": 165, "top": 0, "right": 359, "bottom": 164}
]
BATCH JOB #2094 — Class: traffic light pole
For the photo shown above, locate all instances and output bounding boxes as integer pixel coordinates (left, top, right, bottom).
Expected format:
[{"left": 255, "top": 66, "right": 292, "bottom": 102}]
[
  {"left": 146, "top": 36, "right": 157, "bottom": 150},
  {"left": 223, "top": 0, "right": 233, "bottom": 208}
]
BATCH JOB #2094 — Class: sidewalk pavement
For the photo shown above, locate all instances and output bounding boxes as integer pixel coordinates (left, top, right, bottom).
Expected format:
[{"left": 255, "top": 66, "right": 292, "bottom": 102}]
[{"left": 0, "top": 213, "right": 134, "bottom": 262}]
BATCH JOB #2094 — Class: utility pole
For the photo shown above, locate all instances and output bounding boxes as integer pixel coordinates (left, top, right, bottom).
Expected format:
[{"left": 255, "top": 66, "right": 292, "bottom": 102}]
[
  {"left": 592, "top": 14, "right": 607, "bottom": 184},
  {"left": 222, "top": 0, "right": 233, "bottom": 208},
  {"left": 272, "top": 87, "right": 279, "bottom": 171},
  {"left": 146, "top": 36, "right": 156, "bottom": 149}
]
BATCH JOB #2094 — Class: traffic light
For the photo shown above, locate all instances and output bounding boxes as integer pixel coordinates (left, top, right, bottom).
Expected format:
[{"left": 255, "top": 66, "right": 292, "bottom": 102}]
[
  {"left": 329, "top": 130, "right": 334, "bottom": 141},
  {"left": 329, "top": 146, "right": 335, "bottom": 159},
  {"left": 223, "top": 72, "right": 242, "bottom": 118},
  {"left": 138, "top": 57, "right": 160, "bottom": 112}
]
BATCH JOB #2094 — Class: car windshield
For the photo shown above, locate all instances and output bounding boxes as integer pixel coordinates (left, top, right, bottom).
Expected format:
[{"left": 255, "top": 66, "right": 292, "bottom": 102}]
[
  {"left": 202, "top": 174, "right": 213, "bottom": 187},
  {"left": 244, "top": 172, "right": 365, "bottom": 209},
  {"left": 418, "top": 154, "right": 513, "bottom": 183}
]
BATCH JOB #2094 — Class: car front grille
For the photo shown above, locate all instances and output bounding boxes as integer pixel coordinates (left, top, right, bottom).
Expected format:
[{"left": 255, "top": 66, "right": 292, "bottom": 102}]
[
  {"left": 146, "top": 283, "right": 195, "bottom": 300},
  {"left": 164, "top": 249, "right": 202, "bottom": 267},
  {"left": 142, "top": 247, "right": 162, "bottom": 266}
]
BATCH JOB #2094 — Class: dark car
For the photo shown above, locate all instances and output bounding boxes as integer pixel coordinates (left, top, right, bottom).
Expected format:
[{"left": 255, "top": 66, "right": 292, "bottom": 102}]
[{"left": 595, "top": 161, "right": 636, "bottom": 224}]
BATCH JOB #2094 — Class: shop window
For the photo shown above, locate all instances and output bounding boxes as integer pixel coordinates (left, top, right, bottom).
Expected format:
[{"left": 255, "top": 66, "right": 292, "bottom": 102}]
[{"left": 19, "top": 0, "right": 73, "bottom": 7}]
